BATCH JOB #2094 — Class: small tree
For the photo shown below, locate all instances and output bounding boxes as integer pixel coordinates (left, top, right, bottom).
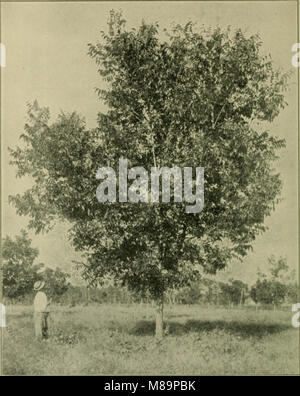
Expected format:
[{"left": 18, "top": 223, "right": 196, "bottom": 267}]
[
  {"left": 250, "top": 279, "right": 286, "bottom": 309},
  {"left": 176, "top": 282, "right": 203, "bottom": 305},
  {"left": 9, "top": 12, "right": 288, "bottom": 337},
  {"left": 251, "top": 256, "right": 297, "bottom": 308},
  {"left": 285, "top": 282, "right": 298, "bottom": 303},
  {"left": 269, "top": 255, "right": 289, "bottom": 281},
  {"left": 2, "top": 230, "right": 43, "bottom": 299},
  {"left": 220, "top": 279, "right": 248, "bottom": 306}
]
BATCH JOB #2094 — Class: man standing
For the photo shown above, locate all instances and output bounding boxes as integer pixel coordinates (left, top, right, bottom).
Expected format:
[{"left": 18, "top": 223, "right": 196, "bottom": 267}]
[{"left": 33, "top": 281, "right": 51, "bottom": 339}]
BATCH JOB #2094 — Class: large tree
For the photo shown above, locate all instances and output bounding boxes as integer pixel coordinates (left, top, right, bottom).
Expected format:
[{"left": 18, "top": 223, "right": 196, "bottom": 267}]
[{"left": 9, "top": 11, "right": 288, "bottom": 338}]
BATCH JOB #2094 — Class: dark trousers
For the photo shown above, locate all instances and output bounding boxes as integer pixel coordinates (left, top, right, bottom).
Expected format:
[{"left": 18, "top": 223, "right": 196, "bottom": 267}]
[{"left": 34, "top": 312, "right": 49, "bottom": 339}]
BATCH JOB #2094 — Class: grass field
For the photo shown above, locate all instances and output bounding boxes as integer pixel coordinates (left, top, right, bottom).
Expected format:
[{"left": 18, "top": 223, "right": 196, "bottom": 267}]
[{"left": 3, "top": 304, "right": 299, "bottom": 375}]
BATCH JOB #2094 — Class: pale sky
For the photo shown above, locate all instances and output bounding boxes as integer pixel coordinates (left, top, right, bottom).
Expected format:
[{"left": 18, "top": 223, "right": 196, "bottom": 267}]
[{"left": 1, "top": 1, "right": 298, "bottom": 284}]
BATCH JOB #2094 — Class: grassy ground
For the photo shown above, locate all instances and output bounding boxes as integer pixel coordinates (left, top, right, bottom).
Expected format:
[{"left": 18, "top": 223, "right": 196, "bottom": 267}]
[{"left": 3, "top": 303, "right": 299, "bottom": 375}]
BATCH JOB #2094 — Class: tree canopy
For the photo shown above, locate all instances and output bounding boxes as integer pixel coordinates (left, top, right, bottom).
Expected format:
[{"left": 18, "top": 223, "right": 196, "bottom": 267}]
[{"left": 9, "top": 12, "right": 288, "bottom": 334}]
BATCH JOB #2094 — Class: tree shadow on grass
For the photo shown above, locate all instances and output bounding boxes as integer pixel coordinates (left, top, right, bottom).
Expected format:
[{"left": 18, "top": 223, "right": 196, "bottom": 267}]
[
  {"left": 130, "top": 319, "right": 290, "bottom": 339},
  {"left": 167, "top": 313, "right": 191, "bottom": 319},
  {"left": 129, "top": 320, "right": 155, "bottom": 336}
]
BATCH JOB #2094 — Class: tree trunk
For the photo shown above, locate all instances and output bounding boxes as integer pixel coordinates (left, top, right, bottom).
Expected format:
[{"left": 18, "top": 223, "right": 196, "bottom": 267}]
[
  {"left": 146, "top": 298, "right": 149, "bottom": 320},
  {"left": 155, "top": 296, "right": 164, "bottom": 340}
]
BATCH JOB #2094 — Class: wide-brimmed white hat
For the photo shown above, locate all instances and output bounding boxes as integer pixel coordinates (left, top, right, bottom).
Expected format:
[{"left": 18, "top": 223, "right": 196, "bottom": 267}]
[{"left": 34, "top": 280, "right": 45, "bottom": 291}]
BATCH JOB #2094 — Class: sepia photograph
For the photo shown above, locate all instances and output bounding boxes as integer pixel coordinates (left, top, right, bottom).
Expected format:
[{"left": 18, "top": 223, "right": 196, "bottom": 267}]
[{"left": 0, "top": 0, "right": 299, "bottom": 377}]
